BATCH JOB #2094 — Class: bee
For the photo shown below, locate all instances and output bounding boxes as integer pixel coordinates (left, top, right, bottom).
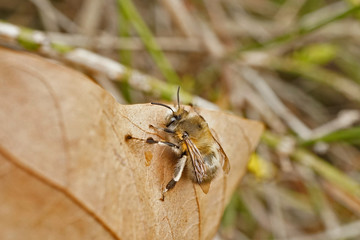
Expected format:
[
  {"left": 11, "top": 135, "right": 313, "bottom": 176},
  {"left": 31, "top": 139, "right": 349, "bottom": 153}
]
[{"left": 127, "top": 87, "right": 230, "bottom": 200}]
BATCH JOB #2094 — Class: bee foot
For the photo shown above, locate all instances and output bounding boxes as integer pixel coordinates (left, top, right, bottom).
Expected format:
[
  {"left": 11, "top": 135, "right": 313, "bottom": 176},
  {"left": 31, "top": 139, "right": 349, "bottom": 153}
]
[{"left": 160, "top": 192, "right": 165, "bottom": 201}]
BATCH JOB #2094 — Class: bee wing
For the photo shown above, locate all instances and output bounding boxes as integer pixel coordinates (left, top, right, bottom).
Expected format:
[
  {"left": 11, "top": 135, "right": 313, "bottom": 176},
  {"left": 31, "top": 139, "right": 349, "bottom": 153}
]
[
  {"left": 199, "top": 181, "right": 210, "bottom": 194},
  {"left": 210, "top": 129, "right": 230, "bottom": 174},
  {"left": 184, "top": 138, "right": 206, "bottom": 184},
  {"left": 217, "top": 142, "right": 230, "bottom": 174}
]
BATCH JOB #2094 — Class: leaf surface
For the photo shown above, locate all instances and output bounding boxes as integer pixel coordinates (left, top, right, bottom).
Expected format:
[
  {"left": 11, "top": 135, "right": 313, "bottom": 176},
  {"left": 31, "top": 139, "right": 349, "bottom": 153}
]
[{"left": 0, "top": 47, "right": 263, "bottom": 240}]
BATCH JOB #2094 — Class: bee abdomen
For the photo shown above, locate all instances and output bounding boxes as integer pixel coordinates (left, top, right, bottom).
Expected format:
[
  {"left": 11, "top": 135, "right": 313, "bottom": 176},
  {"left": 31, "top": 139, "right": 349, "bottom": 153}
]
[
  {"left": 203, "top": 153, "right": 220, "bottom": 181},
  {"left": 187, "top": 153, "right": 220, "bottom": 183}
]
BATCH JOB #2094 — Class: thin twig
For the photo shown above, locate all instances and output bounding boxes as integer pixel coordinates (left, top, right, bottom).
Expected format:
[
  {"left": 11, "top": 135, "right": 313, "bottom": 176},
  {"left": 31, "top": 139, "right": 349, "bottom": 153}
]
[
  {"left": 29, "top": 0, "right": 79, "bottom": 33},
  {"left": 159, "top": 0, "right": 197, "bottom": 37},
  {"left": 75, "top": 0, "right": 104, "bottom": 35},
  {"left": 204, "top": 0, "right": 232, "bottom": 40},
  {"left": 160, "top": 0, "right": 225, "bottom": 58},
  {"left": 309, "top": 110, "right": 360, "bottom": 139},
  {"left": 268, "top": 57, "right": 360, "bottom": 104},
  {"left": 117, "top": 0, "right": 180, "bottom": 84},
  {"left": 288, "top": 220, "right": 360, "bottom": 240},
  {"left": 226, "top": 0, "right": 273, "bottom": 40},
  {"left": 29, "top": 0, "right": 60, "bottom": 32},
  {"left": 47, "top": 33, "right": 202, "bottom": 52},
  {"left": 0, "top": 22, "right": 218, "bottom": 110},
  {"left": 262, "top": 131, "right": 360, "bottom": 198},
  {"left": 223, "top": 64, "right": 287, "bottom": 132},
  {"left": 263, "top": 183, "right": 288, "bottom": 239},
  {"left": 265, "top": 74, "right": 329, "bottom": 124},
  {"left": 235, "top": 4, "right": 360, "bottom": 52},
  {"left": 237, "top": 65, "right": 312, "bottom": 139},
  {"left": 322, "top": 180, "right": 360, "bottom": 217},
  {"left": 296, "top": 164, "right": 340, "bottom": 237},
  {"left": 93, "top": 73, "right": 126, "bottom": 104}
]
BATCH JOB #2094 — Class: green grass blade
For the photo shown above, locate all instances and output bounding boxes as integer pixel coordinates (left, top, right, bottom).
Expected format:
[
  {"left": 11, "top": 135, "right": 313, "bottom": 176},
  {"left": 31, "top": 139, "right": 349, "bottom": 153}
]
[
  {"left": 303, "top": 127, "right": 360, "bottom": 146},
  {"left": 117, "top": 0, "right": 180, "bottom": 84}
]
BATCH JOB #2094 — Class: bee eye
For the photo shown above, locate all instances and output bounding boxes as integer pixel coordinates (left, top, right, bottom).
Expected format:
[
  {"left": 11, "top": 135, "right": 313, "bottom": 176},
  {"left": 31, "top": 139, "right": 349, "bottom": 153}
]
[{"left": 166, "top": 117, "right": 176, "bottom": 127}]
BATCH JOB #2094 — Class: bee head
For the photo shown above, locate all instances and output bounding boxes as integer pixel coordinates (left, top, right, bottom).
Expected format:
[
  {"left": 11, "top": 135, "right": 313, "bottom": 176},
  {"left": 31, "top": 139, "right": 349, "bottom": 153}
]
[
  {"left": 151, "top": 86, "right": 188, "bottom": 127},
  {"left": 166, "top": 107, "right": 189, "bottom": 127}
]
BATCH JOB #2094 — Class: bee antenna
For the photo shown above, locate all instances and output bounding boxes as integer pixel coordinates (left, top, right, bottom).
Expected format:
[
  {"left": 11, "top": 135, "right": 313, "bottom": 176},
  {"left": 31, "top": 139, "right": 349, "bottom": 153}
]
[
  {"left": 151, "top": 102, "right": 175, "bottom": 115},
  {"left": 177, "top": 86, "right": 180, "bottom": 110}
]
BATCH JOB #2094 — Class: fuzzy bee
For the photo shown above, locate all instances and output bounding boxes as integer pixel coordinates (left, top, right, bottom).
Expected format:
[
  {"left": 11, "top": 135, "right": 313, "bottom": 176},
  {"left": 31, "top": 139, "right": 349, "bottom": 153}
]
[{"left": 127, "top": 87, "right": 230, "bottom": 200}]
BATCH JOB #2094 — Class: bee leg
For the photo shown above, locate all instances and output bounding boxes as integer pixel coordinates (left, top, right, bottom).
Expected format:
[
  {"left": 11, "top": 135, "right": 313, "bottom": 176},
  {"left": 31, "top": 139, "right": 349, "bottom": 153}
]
[
  {"left": 161, "top": 154, "right": 187, "bottom": 201},
  {"left": 149, "top": 124, "right": 175, "bottom": 134},
  {"left": 126, "top": 135, "right": 179, "bottom": 150},
  {"left": 146, "top": 137, "right": 179, "bottom": 150}
]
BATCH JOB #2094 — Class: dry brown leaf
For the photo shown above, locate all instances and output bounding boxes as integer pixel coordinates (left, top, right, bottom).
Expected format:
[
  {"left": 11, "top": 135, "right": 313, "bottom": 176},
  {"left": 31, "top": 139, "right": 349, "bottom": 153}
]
[{"left": 0, "top": 47, "right": 263, "bottom": 240}]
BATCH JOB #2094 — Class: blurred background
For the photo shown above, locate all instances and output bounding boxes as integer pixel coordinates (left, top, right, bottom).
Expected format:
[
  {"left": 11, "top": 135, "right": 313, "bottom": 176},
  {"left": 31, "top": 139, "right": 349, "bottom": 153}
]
[{"left": 1, "top": 0, "right": 360, "bottom": 239}]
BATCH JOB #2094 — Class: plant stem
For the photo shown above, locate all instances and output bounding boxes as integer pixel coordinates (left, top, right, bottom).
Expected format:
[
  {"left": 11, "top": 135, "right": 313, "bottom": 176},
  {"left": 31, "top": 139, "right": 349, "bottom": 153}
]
[
  {"left": 262, "top": 131, "right": 360, "bottom": 198},
  {"left": 235, "top": 5, "right": 360, "bottom": 53},
  {"left": 117, "top": 0, "right": 181, "bottom": 84}
]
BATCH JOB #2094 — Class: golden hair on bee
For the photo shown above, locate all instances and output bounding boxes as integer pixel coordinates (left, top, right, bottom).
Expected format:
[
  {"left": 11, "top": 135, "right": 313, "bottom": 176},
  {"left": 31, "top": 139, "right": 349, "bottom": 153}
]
[{"left": 128, "top": 87, "right": 230, "bottom": 200}]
